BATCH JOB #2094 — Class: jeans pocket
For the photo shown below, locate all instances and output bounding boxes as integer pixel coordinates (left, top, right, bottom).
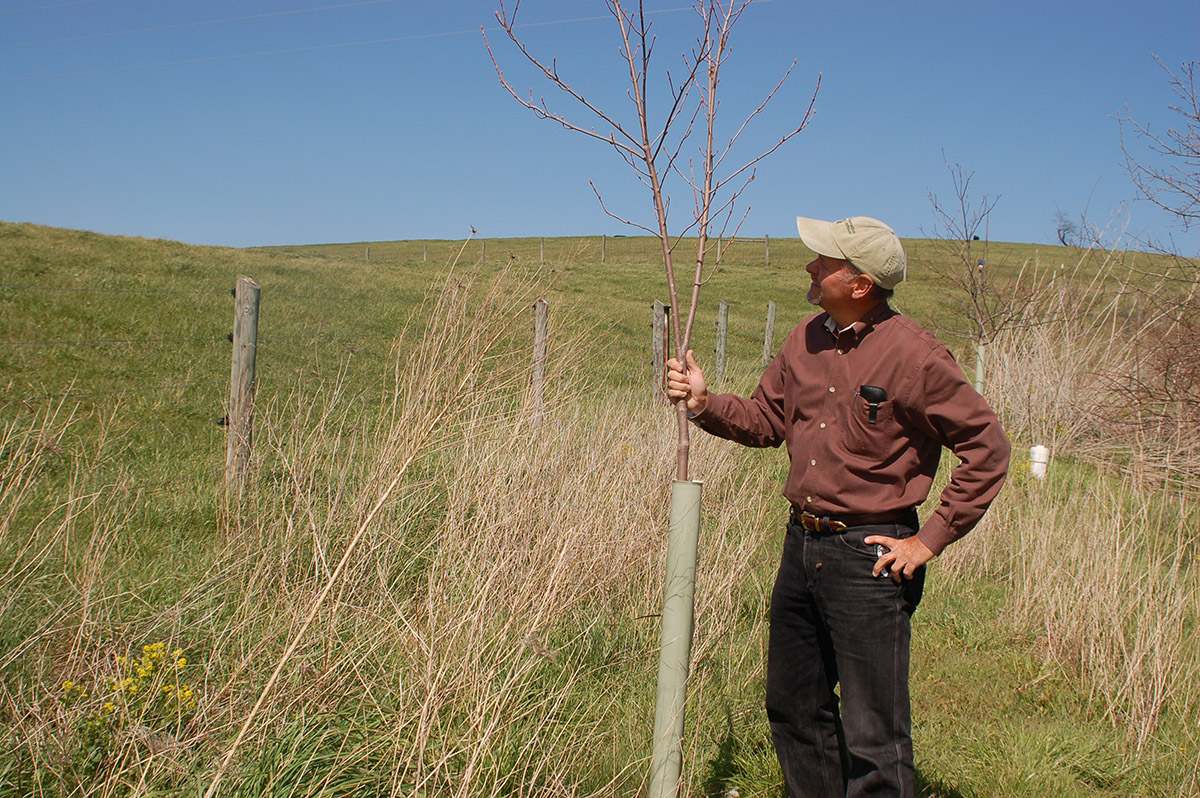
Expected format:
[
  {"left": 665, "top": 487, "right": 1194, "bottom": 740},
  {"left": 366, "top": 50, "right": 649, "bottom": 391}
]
[{"left": 834, "top": 529, "right": 884, "bottom": 567}]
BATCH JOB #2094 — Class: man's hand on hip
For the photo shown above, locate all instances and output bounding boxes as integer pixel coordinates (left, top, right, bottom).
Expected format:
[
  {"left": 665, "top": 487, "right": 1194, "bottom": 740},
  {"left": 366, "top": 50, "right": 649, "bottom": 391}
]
[
  {"left": 864, "top": 534, "right": 935, "bottom": 583},
  {"left": 666, "top": 349, "right": 709, "bottom": 415}
]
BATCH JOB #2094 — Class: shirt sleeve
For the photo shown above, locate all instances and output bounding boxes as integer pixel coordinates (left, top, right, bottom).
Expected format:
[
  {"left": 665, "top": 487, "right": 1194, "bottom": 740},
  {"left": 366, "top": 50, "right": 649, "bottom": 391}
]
[
  {"left": 690, "top": 346, "right": 789, "bottom": 449},
  {"left": 904, "top": 345, "right": 1012, "bottom": 555}
]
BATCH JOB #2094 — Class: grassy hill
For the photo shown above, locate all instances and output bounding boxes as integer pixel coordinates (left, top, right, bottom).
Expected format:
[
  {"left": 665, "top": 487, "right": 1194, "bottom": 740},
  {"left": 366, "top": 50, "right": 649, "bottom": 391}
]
[{"left": 1, "top": 221, "right": 1196, "bottom": 796}]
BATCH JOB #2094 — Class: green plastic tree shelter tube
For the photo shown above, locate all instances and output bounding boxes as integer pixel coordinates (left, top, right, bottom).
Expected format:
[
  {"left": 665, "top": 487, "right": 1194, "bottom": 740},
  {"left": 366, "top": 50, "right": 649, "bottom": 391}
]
[{"left": 648, "top": 479, "right": 703, "bottom": 798}]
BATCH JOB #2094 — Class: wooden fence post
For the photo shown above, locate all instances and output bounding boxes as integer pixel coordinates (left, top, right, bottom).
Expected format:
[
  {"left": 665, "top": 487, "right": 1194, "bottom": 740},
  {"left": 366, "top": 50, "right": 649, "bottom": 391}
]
[
  {"left": 540, "top": 237, "right": 545, "bottom": 264},
  {"left": 482, "top": 240, "right": 487, "bottom": 260},
  {"left": 764, "top": 234, "right": 770, "bottom": 268},
  {"left": 714, "top": 300, "right": 728, "bottom": 385},
  {"left": 602, "top": 234, "right": 607, "bottom": 263},
  {"left": 531, "top": 299, "right": 549, "bottom": 426},
  {"left": 365, "top": 246, "right": 370, "bottom": 261},
  {"left": 424, "top": 244, "right": 428, "bottom": 263},
  {"left": 653, "top": 300, "right": 668, "bottom": 403},
  {"left": 762, "top": 300, "right": 776, "bottom": 368},
  {"left": 226, "top": 275, "right": 260, "bottom": 485}
]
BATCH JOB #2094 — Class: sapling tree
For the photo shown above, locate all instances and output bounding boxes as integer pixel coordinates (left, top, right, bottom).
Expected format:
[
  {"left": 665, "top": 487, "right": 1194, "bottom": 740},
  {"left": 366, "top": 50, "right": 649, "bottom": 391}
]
[
  {"left": 485, "top": 5, "right": 816, "bottom": 794},
  {"left": 923, "top": 157, "right": 1028, "bottom": 393},
  {"left": 484, "top": 0, "right": 818, "bottom": 480}
]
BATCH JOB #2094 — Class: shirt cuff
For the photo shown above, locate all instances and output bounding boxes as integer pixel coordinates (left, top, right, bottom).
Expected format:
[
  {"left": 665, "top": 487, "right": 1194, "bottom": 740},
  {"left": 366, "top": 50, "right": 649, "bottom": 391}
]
[
  {"left": 916, "top": 514, "right": 954, "bottom": 556},
  {"left": 688, "top": 394, "right": 719, "bottom": 424}
]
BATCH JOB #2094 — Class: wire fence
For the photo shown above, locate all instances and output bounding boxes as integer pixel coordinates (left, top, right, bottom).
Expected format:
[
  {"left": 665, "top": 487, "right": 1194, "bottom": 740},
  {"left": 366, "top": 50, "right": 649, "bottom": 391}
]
[
  {"left": 1, "top": 234, "right": 801, "bottom": 525},
  {"left": 1, "top": 272, "right": 414, "bottom": 515},
  {"left": 286, "top": 233, "right": 794, "bottom": 270}
]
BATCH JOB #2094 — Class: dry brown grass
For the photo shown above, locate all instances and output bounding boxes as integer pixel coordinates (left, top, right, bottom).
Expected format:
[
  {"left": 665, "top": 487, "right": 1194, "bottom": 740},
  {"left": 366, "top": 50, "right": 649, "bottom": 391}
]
[
  {"left": 0, "top": 263, "right": 781, "bottom": 796},
  {"left": 939, "top": 245, "right": 1200, "bottom": 758}
]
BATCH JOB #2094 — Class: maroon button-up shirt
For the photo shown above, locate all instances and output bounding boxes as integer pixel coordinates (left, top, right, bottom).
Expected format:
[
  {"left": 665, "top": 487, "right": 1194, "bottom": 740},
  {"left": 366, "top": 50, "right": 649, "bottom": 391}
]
[{"left": 692, "top": 303, "right": 1011, "bottom": 554}]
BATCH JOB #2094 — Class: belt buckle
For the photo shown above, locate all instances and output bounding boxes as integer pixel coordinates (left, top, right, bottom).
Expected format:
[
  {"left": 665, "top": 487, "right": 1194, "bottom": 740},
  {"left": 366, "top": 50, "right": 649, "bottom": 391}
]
[{"left": 798, "top": 512, "right": 846, "bottom": 534}]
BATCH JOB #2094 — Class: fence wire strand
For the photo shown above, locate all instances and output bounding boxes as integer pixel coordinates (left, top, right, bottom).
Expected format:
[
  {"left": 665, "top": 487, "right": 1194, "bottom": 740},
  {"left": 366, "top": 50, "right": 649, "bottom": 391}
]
[
  {"left": 1, "top": 284, "right": 230, "bottom": 295},
  {"left": 0, "top": 381, "right": 220, "bottom": 406},
  {"left": 1, "top": 336, "right": 227, "bottom": 347}
]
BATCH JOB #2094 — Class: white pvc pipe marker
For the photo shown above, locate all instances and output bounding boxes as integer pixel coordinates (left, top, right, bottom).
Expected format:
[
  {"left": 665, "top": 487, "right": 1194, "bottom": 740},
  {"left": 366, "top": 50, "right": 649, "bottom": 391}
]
[
  {"left": 649, "top": 479, "right": 703, "bottom": 798},
  {"left": 1030, "top": 445, "right": 1049, "bottom": 480}
]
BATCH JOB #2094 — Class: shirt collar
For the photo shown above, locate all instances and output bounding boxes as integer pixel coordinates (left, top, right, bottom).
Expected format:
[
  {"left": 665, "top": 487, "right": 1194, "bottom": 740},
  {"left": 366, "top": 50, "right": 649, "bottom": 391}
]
[{"left": 823, "top": 302, "right": 892, "bottom": 340}]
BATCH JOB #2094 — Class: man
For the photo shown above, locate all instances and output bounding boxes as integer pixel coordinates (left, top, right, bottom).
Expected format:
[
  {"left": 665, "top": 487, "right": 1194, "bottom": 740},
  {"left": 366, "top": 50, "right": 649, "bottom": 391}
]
[{"left": 666, "top": 216, "right": 1010, "bottom": 797}]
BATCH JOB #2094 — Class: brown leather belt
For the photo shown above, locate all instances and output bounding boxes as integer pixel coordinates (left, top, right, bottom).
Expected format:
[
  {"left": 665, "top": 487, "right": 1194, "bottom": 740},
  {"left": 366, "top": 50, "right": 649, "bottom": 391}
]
[{"left": 790, "top": 508, "right": 909, "bottom": 534}]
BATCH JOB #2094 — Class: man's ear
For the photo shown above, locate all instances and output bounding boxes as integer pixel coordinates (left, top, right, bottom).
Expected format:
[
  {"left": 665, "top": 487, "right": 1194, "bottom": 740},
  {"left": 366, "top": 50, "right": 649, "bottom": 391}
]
[{"left": 852, "top": 274, "right": 876, "bottom": 299}]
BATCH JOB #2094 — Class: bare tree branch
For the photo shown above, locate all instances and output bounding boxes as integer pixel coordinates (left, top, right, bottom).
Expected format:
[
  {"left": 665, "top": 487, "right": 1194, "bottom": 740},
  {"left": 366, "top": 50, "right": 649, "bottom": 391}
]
[
  {"left": 708, "top": 70, "right": 818, "bottom": 191},
  {"left": 590, "top": 180, "right": 658, "bottom": 235},
  {"left": 483, "top": 2, "right": 641, "bottom": 157},
  {"left": 1120, "top": 58, "right": 1200, "bottom": 231}
]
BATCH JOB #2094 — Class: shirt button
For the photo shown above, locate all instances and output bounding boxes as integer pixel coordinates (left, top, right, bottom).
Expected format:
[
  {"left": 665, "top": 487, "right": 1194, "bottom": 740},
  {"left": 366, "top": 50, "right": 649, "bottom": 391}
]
[
  {"left": 837, "top": 350, "right": 845, "bottom": 355},
  {"left": 819, "top": 422, "right": 826, "bottom": 429},
  {"left": 828, "top": 386, "right": 836, "bottom": 393},
  {"left": 810, "top": 459, "right": 817, "bottom": 466},
  {"left": 806, "top": 496, "right": 813, "bottom": 503}
]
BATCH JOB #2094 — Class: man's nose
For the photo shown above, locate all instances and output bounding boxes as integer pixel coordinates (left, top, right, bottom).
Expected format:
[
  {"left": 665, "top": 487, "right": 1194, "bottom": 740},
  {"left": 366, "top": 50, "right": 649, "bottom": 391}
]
[{"left": 805, "top": 258, "right": 819, "bottom": 276}]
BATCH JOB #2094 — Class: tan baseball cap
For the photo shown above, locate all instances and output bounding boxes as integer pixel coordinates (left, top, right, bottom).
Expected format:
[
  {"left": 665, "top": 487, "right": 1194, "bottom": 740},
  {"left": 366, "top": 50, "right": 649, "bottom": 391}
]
[{"left": 795, "top": 216, "right": 907, "bottom": 289}]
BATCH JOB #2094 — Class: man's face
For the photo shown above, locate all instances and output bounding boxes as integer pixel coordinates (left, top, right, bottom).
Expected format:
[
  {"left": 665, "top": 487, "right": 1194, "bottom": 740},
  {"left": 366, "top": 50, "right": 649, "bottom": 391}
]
[{"left": 805, "top": 254, "right": 860, "bottom": 308}]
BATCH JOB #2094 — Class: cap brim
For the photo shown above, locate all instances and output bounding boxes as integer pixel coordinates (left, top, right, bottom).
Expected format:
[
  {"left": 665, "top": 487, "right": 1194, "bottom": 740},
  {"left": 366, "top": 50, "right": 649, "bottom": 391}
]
[{"left": 796, "top": 217, "right": 845, "bottom": 260}]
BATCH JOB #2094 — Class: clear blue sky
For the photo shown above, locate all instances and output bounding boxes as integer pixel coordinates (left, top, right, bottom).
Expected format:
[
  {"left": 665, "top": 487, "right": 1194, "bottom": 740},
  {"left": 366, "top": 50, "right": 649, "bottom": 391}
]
[{"left": 2, "top": 0, "right": 1198, "bottom": 253}]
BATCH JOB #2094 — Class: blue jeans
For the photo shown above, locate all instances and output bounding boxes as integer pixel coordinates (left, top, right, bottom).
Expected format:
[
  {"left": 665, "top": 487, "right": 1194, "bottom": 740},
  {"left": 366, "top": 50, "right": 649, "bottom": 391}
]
[{"left": 766, "top": 512, "right": 925, "bottom": 797}]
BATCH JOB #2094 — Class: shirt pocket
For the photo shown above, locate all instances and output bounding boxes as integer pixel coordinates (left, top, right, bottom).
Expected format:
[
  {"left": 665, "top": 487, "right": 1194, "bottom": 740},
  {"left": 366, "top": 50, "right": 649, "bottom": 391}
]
[{"left": 841, "top": 391, "right": 896, "bottom": 456}]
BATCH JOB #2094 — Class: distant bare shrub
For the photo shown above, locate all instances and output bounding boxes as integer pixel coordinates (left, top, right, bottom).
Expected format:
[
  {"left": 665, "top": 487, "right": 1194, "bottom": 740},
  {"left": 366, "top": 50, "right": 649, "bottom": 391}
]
[{"left": 979, "top": 240, "right": 1199, "bottom": 487}]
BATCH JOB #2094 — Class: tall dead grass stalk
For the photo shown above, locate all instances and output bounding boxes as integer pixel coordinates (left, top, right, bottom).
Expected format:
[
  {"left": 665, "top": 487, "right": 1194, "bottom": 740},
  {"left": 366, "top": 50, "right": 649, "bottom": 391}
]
[{"left": 203, "top": 262, "right": 547, "bottom": 796}]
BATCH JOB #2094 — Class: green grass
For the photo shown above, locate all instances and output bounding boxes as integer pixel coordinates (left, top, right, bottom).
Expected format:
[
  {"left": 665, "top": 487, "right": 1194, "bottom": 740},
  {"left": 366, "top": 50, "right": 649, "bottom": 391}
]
[{"left": 1, "top": 221, "right": 1196, "bottom": 796}]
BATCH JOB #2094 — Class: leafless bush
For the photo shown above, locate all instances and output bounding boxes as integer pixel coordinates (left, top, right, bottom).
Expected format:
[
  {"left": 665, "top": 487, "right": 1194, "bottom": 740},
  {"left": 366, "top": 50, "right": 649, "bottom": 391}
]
[{"left": 978, "top": 237, "right": 1199, "bottom": 486}]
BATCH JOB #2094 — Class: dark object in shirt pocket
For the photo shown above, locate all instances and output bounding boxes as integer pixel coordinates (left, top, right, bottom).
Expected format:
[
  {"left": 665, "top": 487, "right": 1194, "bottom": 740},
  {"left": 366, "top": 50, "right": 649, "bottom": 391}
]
[
  {"left": 843, "top": 388, "right": 894, "bottom": 455},
  {"left": 858, "top": 385, "right": 887, "bottom": 424}
]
